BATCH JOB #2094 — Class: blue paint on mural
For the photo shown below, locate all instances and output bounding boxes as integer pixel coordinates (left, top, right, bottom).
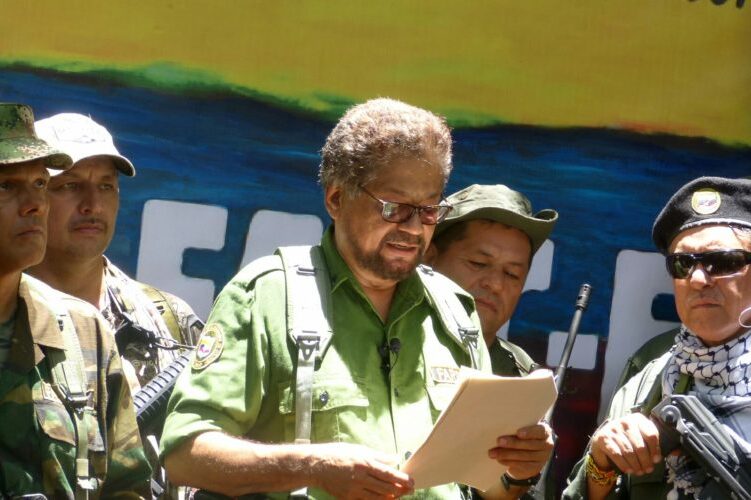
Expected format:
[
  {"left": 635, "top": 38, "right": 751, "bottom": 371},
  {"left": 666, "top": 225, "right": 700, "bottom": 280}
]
[{"left": 2, "top": 68, "right": 750, "bottom": 354}]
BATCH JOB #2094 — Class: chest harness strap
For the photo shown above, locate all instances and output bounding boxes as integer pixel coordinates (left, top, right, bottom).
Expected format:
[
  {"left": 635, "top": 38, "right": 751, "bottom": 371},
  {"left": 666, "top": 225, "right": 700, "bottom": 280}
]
[
  {"left": 417, "top": 265, "right": 480, "bottom": 369},
  {"left": 43, "top": 295, "right": 95, "bottom": 499},
  {"left": 277, "top": 246, "right": 333, "bottom": 500}
]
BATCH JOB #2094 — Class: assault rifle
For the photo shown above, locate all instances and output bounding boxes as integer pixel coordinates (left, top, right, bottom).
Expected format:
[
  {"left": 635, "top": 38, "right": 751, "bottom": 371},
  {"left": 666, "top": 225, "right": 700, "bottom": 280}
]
[
  {"left": 133, "top": 350, "right": 193, "bottom": 437},
  {"left": 651, "top": 394, "right": 751, "bottom": 500},
  {"left": 531, "top": 283, "right": 592, "bottom": 500}
]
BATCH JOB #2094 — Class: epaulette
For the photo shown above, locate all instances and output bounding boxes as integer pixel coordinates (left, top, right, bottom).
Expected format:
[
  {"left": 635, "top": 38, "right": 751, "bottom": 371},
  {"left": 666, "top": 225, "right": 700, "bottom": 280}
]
[{"left": 232, "top": 254, "right": 285, "bottom": 288}]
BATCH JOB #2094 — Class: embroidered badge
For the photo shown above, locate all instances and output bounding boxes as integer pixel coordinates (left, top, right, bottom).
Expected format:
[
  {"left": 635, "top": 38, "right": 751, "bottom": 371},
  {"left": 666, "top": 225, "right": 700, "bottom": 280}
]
[
  {"left": 691, "top": 188, "right": 721, "bottom": 215},
  {"left": 429, "top": 366, "right": 459, "bottom": 384},
  {"left": 192, "top": 324, "right": 224, "bottom": 370}
]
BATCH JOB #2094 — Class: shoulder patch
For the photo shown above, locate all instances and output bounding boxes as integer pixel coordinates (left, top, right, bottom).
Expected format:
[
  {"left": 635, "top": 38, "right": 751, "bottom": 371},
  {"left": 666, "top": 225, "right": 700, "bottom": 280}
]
[{"left": 192, "top": 324, "right": 224, "bottom": 370}]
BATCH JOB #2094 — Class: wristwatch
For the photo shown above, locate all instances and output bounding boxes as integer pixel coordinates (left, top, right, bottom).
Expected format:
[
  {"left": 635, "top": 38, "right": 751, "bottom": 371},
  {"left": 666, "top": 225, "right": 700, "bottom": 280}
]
[{"left": 501, "top": 472, "right": 541, "bottom": 489}]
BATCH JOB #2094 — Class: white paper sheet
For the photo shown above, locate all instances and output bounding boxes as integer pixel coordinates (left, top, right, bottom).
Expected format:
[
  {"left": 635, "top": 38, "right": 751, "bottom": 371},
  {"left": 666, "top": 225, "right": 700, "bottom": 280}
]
[{"left": 402, "top": 368, "right": 557, "bottom": 491}]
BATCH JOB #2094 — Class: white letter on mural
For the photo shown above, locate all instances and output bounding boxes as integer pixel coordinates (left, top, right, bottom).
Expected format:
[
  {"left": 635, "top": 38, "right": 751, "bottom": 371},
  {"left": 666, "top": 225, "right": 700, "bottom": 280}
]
[
  {"left": 599, "top": 250, "right": 678, "bottom": 419},
  {"left": 136, "top": 200, "right": 228, "bottom": 319},
  {"left": 239, "top": 209, "right": 323, "bottom": 268}
]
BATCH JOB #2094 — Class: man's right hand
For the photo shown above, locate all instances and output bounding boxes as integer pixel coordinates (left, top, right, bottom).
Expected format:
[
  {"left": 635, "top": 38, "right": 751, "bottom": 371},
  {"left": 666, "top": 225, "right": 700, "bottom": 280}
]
[
  {"left": 310, "top": 442, "right": 414, "bottom": 498},
  {"left": 590, "top": 412, "right": 663, "bottom": 477}
]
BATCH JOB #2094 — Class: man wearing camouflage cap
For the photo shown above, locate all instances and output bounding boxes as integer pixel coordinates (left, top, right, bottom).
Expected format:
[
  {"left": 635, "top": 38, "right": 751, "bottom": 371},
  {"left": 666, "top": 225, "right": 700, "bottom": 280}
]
[
  {"left": 0, "top": 103, "right": 151, "bottom": 498},
  {"left": 564, "top": 176, "right": 751, "bottom": 499},
  {"left": 425, "top": 183, "right": 557, "bottom": 496}
]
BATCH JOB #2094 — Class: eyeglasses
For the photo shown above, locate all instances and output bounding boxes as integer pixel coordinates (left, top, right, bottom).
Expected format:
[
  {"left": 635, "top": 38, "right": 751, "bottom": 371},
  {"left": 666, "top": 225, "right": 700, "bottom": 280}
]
[
  {"left": 665, "top": 250, "right": 751, "bottom": 279},
  {"left": 360, "top": 186, "right": 452, "bottom": 225}
]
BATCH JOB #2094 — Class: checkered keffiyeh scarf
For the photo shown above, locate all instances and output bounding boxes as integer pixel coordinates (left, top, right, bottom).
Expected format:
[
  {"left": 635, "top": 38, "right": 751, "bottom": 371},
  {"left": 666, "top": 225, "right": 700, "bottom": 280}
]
[{"left": 662, "top": 326, "right": 751, "bottom": 498}]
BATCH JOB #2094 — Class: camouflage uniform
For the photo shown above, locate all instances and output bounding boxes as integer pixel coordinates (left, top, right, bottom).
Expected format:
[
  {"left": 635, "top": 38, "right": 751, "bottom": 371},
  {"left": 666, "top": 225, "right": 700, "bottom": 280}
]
[
  {"left": 0, "top": 274, "right": 151, "bottom": 498},
  {"left": 102, "top": 258, "right": 203, "bottom": 499},
  {"left": 101, "top": 258, "right": 202, "bottom": 391}
]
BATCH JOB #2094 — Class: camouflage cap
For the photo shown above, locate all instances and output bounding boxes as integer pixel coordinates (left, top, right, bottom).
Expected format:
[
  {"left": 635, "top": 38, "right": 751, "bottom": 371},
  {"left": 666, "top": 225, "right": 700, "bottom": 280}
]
[
  {"left": 0, "top": 103, "right": 72, "bottom": 170},
  {"left": 35, "top": 113, "right": 136, "bottom": 177},
  {"left": 436, "top": 184, "right": 558, "bottom": 254}
]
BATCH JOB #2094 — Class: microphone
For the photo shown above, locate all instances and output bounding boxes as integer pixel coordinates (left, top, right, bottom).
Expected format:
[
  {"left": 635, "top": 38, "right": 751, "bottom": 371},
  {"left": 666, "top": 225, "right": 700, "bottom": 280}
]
[{"left": 379, "top": 338, "right": 402, "bottom": 372}]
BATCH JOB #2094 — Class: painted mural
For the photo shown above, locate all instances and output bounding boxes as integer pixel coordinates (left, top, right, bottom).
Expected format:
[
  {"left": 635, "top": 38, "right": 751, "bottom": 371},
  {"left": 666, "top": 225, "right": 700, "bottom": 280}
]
[{"left": 1, "top": 0, "right": 749, "bottom": 495}]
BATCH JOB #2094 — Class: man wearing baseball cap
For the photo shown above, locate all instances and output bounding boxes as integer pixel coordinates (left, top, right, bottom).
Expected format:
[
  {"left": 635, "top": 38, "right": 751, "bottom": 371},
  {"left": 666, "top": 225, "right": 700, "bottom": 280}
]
[
  {"left": 425, "top": 183, "right": 558, "bottom": 496},
  {"left": 0, "top": 103, "right": 151, "bottom": 497},
  {"left": 29, "top": 112, "right": 204, "bottom": 496},
  {"left": 31, "top": 112, "right": 203, "bottom": 389},
  {"left": 564, "top": 176, "right": 751, "bottom": 499}
]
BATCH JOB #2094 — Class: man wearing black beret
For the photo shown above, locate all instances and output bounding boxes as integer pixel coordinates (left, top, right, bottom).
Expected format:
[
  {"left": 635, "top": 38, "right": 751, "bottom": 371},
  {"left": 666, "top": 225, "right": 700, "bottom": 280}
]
[{"left": 564, "top": 176, "right": 751, "bottom": 499}]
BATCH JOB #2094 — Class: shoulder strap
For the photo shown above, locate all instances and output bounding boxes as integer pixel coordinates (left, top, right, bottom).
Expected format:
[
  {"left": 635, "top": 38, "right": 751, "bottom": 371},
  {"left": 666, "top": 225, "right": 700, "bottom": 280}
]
[
  {"left": 276, "top": 245, "right": 333, "bottom": 500},
  {"left": 41, "top": 289, "right": 96, "bottom": 499},
  {"left": 417, "top": 265, "right": 480, "bottom": 369},
  {"left": 139, "top": 283, "right": 182, "bottom": 343},
  {"left": 635, "top": 352, "right": 678, "bottom": 415},
  {"left": 497, "top": 338, "right": 538, "bottom": 375}
]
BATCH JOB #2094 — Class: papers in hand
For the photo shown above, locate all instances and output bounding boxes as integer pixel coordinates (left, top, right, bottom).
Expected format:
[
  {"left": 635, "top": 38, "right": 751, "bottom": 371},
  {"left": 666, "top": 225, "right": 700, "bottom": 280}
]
[{"left": 402, "top": 367, "right": 557, "bottom": 491}]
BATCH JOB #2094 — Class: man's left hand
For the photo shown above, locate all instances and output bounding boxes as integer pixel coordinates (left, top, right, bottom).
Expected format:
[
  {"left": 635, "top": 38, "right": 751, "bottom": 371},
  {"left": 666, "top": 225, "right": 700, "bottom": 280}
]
[{"left": 488, "top": 422, "right": 554, "bottom": 481}]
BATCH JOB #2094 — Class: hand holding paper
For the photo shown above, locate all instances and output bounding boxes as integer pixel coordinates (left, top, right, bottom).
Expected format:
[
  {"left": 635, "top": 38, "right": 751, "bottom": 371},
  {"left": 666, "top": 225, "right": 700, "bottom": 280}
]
[{"left": 402, "top": 367, "right": 557, "bottom": 491}]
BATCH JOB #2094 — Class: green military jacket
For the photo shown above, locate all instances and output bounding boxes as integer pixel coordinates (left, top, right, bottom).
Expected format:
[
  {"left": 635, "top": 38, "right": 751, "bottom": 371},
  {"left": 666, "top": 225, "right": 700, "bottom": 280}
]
[
  {"left": 489, "top": 338, "right": 537, "bottom": 377},
  {"left": 0, "top": 275, "right": 151, "bottom": 499},
  {"left": 614, "top": 329, "right": 677, "bottom": 391},
  {"left": 161, "top": 228, "right": 493, "bottom": 499},
  {"left": 562, "top": 352, "right": 673, "bottom": 500}
]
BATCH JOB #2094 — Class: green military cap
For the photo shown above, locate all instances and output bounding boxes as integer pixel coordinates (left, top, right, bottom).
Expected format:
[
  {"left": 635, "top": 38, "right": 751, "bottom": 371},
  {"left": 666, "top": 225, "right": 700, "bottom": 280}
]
[
  {"left": 0, "top": 103, "right": 72, "bottom": 170},
  {"left": 437, "top": 183, "right": 558, "bottom": 254}
]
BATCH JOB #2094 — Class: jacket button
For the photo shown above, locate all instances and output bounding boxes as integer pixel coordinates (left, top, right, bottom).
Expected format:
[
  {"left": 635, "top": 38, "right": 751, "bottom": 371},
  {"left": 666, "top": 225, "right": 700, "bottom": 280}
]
[{"left": 319, "top": 391, "right": 329, "bottom": 405}]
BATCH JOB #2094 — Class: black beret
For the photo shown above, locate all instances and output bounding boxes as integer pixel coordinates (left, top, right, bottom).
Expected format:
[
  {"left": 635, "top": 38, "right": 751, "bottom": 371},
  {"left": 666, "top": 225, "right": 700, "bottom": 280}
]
[{"left": 652, "top": 176, "right": 751, "bottom": 254}]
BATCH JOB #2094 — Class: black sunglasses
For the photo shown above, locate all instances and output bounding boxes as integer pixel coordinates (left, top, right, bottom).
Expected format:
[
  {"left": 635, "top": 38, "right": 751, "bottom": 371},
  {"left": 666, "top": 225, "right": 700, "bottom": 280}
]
[
  {"left": 665, "top": 250, "right": 751, "bottom": 279},
  {"left": 360, "top": 186, "right": 452, "bottom": 225}
]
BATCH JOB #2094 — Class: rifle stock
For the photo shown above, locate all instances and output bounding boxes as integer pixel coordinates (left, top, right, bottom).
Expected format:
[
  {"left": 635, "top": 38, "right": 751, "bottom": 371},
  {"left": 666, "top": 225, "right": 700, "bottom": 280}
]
[{"left": 133, "top": 350, "right": 193, "bottom": 437}]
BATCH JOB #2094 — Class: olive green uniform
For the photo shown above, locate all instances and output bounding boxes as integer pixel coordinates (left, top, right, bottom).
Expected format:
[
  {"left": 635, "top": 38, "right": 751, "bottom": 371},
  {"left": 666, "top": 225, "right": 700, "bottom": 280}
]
[
  {"left": 161, "top": 228, "right": 491, "bottom": 499},
  {"left": 562, "top": 353, "right": 673, "bottom": 499},
  {"left": 489, "top": 338, "right": 537, "bottom": 377},
  {"left": 614, "top": 329, "right": 677, "bottom": 392},
  {"left": 0, "top": 274, "right": 151, "bottom": 498}
]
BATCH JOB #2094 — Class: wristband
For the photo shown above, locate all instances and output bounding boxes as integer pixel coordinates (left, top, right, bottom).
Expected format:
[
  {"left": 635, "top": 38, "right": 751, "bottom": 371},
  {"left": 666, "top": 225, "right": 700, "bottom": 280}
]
[
  {"left": 501, "top": 471, "right": 541, "bottom": 489},
  {"left": 585, "top": 453, "right": 619, "bottom": 487}
]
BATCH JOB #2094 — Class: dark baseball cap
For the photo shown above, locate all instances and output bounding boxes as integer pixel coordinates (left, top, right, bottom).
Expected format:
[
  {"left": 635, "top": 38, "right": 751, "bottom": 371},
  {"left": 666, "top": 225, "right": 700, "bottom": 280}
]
[{"left": 436, "top": 184, "right": 558, "bottom": 254}]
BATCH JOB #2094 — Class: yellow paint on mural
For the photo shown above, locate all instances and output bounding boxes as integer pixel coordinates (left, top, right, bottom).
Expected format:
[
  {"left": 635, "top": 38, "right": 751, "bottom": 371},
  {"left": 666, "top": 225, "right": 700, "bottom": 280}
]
[{"left": 2, "top": 0, "right": 749, "bottom": 144}]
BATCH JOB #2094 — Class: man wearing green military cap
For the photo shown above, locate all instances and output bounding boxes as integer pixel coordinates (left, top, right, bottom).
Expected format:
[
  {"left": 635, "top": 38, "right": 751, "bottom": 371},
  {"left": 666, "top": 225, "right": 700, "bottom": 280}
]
[
  {"left": 0, "top": 103, "right": 151, "bottom": 499},
  {"left": 425, "top": 183, "right": 557, "bottom": 496}
]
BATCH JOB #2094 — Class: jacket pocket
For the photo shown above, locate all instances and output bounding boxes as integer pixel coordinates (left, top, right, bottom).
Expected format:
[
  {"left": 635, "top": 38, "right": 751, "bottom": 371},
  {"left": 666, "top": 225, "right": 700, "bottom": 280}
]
[
  {"left": 34, "top": 381, "right": 104, "bottom": 452},
  {"left": 279, "top": 377, "right": 370, "bottom": 442},
  {"left": 426, "top": 382, "right": 459, "bottom": 420}
]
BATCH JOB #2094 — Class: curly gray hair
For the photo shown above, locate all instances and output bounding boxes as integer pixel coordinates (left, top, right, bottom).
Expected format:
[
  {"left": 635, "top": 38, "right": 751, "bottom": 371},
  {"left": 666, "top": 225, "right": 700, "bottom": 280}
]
[{"left": 319, "top": 98, "right": 452, "bottom": 197}]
